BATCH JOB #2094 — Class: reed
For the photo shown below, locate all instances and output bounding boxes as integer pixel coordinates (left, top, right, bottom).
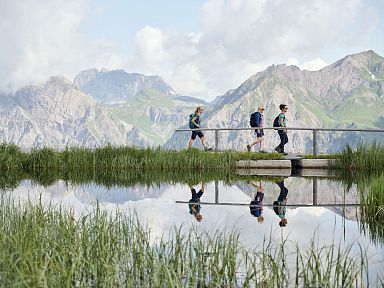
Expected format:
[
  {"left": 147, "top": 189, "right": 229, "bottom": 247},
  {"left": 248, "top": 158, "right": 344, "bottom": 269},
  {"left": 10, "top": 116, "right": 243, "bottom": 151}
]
[
  {"left": 359, "top": 174, "right": 384, "bottom": 244},
  {"left": 0, "top": 144, "right": 281, "bottom": 175},
  {"left": 337, "top": 143, "right": 384, "bottom": 172},
  {"left": 0, "top": 198, "right": 378, "bottom": 287}
]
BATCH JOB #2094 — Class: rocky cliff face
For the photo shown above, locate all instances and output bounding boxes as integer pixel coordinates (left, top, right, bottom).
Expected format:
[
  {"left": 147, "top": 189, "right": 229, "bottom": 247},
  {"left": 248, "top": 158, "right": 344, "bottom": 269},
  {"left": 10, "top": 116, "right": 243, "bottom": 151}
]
[
  {"left": 74, "top": 68, "right": 176, "bottom": 103},
  {"left": 0, "top": 77, "right": 148, "bottom": 149},
  {"left": 0, "top": 71, "right": 207, "bottom": 148},
  {"left": 165, "top": 50, "right": 384, "bottom": 153}
]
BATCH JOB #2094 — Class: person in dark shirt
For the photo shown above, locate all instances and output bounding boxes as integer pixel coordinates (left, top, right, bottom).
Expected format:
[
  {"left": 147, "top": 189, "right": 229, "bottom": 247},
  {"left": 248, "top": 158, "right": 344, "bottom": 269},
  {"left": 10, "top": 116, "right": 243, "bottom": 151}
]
[
  {"left": 273, "top": 180, "right": 288, "bottom": 227},
  {"left": 249, "top": 181, "right": 265, "bottom": 223},
  {"left": 188, "top": 183, "right": 205, "bottom": 222},
  {"left": 274, "top": 104, "right": 289, "bottom": 156},
  {"left": 188, "top": 107, "right": 212, "bottom": 151}
]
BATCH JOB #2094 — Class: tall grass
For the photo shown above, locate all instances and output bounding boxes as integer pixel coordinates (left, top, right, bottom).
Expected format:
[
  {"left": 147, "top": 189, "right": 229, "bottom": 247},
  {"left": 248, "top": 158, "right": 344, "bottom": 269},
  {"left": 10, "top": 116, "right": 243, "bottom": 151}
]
[
  {"left": 337, "top": 143, "right": 384, "bottom": 173},
  {"left": 0, "top": 144, "right": 280, "bottom": 174},
  {"left": 359, "top": 174, "right": 384, "bottom": 244},
  {"left": 0, "top": 197, "right": 379, "bottom": 287}
]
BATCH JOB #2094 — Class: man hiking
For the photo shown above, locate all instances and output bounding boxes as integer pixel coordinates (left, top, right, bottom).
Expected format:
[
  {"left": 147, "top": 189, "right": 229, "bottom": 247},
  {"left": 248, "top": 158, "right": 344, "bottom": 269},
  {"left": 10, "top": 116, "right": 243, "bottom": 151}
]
[
  {"left": 188, "top": 106, "right": 212, "bottom": 151},
  {"left": 247, "top": 105, "right": 266, "bottom": 153},
  {"left": 274, "top": 104, "right": 288, "bottom": 155}
]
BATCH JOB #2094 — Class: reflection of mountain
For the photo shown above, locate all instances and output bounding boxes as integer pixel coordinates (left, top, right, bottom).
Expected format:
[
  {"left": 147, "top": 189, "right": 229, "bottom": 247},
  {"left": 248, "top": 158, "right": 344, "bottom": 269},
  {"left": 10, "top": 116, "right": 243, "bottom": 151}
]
[
  {"left": 73, "top": 184, "right": 169, "bottom": 203},
  {"left": 238, "top": 178, "right": 360, "bottom": 220}
]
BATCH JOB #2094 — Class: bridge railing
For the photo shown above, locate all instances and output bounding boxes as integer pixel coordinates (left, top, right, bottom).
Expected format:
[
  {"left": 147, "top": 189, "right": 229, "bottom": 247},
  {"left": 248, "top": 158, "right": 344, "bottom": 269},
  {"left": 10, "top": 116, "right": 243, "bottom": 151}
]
[{"left": 175, "top": 127, "right": 384, "bottom": 156}]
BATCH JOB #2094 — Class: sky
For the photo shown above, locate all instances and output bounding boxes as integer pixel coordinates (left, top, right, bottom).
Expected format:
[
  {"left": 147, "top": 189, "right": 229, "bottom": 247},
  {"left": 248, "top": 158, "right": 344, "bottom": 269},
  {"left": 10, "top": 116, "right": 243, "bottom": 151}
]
[{"left": 0, "top": 0, "right": 383, "bottom": 100}]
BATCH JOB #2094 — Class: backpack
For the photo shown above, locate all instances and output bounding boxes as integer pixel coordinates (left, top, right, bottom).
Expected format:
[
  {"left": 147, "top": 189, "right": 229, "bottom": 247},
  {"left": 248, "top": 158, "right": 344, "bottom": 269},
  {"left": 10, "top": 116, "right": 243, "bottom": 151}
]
[
  {"left": 189, "top": 114, "right": 197, "bottom": 129},
  {"left": 250, "top": 200, "right": 261, "bottom": 217},
  {"left": 273, "top": 114, "right": 284, "bottom": 130},
  {"left": 250, "top": 112, "right": 260, "bottom": 127}
]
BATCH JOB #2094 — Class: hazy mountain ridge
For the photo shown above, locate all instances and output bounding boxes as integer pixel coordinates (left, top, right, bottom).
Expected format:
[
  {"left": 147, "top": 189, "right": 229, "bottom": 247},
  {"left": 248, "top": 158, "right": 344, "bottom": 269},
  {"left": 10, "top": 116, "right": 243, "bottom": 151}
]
[{"left": 74, "top": 68, "right": 176, "bottom": 103}]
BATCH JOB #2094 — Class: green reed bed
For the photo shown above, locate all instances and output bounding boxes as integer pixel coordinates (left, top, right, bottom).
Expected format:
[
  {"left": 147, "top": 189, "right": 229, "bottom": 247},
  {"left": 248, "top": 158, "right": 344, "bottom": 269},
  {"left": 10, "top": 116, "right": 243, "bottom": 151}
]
[
  {"left": 0, "top": 143, "right": 281, "bottom": 175},
  {"left": 358, "top": 174, "right": 384, "bottom": 244},
  {"left": 337, "top": 143, "right": 384, "bottom": 172},
  {"left": 0, "top": 198, "right": 379, "bottom": 287}
]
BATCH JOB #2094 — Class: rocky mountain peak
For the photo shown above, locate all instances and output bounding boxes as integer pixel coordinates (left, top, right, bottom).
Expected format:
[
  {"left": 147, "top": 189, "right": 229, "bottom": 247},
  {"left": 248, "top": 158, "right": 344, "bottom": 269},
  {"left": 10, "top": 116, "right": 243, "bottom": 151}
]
[{"left": 74, "top": 68, "right": 176, "bottom": 103}]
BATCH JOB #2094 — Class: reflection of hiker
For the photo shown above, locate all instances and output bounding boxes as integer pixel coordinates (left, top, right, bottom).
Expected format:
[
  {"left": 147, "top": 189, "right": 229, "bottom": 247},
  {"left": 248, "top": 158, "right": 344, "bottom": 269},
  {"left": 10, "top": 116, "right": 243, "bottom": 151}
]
[
  {"left": 273, "top": 180, "right": 288, "bottom": 227},
  {"left": 249, "top": 181, "right": 265, "bottom": 223},
  {"left": 188, "top": 183, "right": 205, "bottom": 222},
  {"left": 274, "top": 104, "right": 289, "bottom": 155},
  {"left": 188, "top": 106, "right": 212, "bottom": 151},
  {"left": 247, "top": 106, "right": 267, "bottom": 153}
]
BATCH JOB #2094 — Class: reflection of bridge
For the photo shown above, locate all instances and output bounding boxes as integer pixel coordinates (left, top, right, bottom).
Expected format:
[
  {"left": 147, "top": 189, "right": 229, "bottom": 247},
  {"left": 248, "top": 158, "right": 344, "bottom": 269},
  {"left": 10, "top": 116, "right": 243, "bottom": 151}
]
[{"left": 176, "top": 179, "right": 360, "bottom": 208}]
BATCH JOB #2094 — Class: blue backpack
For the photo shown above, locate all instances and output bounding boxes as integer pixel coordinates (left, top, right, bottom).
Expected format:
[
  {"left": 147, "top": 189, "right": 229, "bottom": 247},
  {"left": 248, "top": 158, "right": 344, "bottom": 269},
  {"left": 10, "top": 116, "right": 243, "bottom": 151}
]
[{"left": 250, "top": 112, "right": 260, "bottom": 127}]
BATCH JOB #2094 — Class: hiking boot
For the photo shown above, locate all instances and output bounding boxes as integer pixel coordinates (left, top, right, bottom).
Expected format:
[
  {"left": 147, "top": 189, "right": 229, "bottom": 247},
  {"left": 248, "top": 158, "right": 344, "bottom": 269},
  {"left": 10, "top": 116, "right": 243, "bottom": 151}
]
[
  {"left": 259, "top": 150, "right": 267, "bottom": 153},
  {"left": 204, "top": 147, "right": 212, "bottom": 151},
  {"left": 282, "top": 152, "right": 288, "bottom": 156},
  {"left": 246, "top": 144, "right": 251, "bottom": 152}
]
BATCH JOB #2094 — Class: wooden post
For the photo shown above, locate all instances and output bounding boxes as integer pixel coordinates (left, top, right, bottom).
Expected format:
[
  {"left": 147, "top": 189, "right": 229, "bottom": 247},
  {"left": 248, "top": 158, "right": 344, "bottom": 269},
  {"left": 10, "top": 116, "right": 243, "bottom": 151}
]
[
  {"left": 313, "top": 178, "right": 318, "bottom": 206},
  {"left": 313, "top": 129, "right": 318, "bottom": 156},
  {"left": 215, "top": 180, "right": 219, "bottom": 204},
  {"left": 214, "top": 130, "right": 219, "bottom": 152}
]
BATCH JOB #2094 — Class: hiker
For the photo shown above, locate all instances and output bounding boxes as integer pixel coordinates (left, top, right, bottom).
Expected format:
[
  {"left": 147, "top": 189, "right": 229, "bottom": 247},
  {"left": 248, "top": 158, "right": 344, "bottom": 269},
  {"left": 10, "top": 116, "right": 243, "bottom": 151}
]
[
  {"left": 273, "top": 180, "right": 288, "bottom": 227},
  {"left": 188, "top": 183, "right": 205, "bottom": 222},
  {"left": 249, "top": 181, "right": 265, "bottom": 223},
  {"left": 274, "top": 104, "right": 288, "bottom": 155},
  {"left": 188, "top": 106, "right": 212, "bottom": 151},
  {"left": 247, "top": 105, "right": 267, "bottom": 153}
]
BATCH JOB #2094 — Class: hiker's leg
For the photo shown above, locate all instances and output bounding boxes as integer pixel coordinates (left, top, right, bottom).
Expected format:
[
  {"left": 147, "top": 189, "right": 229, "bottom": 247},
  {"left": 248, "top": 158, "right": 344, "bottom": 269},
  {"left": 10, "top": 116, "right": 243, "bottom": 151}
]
[
  {"left": 189, "top": 131, "right": 197, "bottom": 148},
  {"left": 249, "top": 138, "right": 261, "bottom": 147},
  {"left": 198, "top": 132, "right": 206, "bottom": 148},
  {"left": 278, "top": 132, "right": 285, "bottom": 151},
  {"left": 259, "top": 136, "right": 264, "bottom": 150},
  {"left": 281, "top": 133, "right": 288, "bottom": 152}
]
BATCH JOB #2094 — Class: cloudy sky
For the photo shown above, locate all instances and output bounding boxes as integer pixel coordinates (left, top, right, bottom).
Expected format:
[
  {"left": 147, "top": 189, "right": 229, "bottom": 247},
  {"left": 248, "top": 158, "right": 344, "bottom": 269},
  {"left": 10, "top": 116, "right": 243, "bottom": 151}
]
[{"left": 0, "top": 0, "right": 383, "bottom": 99}]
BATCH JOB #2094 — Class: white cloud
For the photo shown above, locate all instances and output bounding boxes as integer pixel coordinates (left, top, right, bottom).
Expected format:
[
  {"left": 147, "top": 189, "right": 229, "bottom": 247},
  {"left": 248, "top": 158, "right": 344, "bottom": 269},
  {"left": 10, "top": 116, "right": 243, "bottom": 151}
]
[
  {"left": 129, "top": 0, "right": 378, "bottom": 99},
  {"left": 0, "top": 0, "right": 122, "bottom": 92},
  {"left": 0, "top": 0, "right": 380, "bottom": 99},
  {"left": 286, "top": 58, "right": 328, "bottom": 71}
]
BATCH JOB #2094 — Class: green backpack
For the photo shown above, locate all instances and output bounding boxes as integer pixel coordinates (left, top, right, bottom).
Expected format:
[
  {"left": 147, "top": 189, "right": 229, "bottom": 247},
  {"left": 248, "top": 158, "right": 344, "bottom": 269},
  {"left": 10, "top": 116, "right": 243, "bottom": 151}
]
[{"left": 189, "top": 113, "right": 198, "bottom": 129}]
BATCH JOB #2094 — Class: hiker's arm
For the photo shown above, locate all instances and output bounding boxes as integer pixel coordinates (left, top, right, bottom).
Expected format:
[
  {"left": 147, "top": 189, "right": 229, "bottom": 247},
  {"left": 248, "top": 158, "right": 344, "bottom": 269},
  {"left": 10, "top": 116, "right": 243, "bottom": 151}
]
[{"left": 192, "top": 117, "right": 200, "bottom": 127}]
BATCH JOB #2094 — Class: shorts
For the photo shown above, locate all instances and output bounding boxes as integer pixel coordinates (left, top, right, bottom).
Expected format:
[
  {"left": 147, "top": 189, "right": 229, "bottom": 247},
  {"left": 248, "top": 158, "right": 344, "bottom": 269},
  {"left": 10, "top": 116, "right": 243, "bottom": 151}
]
[
  {"left": 191, "top": 131, "right": 204, "bottom": 140},
  {"left": 255, "top": 129, "right": 264, "bottom": 138}
]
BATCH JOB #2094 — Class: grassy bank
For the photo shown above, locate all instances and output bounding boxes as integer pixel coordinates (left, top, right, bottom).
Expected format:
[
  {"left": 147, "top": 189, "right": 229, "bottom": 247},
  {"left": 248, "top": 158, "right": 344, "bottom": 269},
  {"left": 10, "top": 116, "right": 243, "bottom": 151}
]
[
  {"left": 0, "top": 143, "right": 281, "bottom": 173},
  {"left": 0, "top": 198, "right": 378, "bottom": 287}
]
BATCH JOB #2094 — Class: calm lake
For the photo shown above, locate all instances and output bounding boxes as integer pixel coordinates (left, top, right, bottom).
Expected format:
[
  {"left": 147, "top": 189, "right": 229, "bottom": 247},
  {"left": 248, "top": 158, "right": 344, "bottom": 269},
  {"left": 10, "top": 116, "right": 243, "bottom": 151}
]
[{"left": 2, "top": 175, "right": 384, "bottom": 283}]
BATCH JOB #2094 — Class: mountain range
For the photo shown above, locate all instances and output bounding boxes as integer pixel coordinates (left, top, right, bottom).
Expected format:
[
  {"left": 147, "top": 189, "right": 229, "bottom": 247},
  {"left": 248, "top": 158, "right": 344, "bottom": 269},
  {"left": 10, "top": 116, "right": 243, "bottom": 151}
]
[{"left": 0, "top": 50, "right": 383, "bottom": 152}]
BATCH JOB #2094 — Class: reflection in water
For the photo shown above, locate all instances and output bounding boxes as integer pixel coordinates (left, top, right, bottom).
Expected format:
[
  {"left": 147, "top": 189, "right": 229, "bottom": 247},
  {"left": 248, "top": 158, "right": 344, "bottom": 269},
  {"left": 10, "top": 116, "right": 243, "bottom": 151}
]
[
  {"left": 1, "top": 174, "right": 384, "bottom": 282},
  {"left": 249, "top": 181, "right": 264, "bottom": 223},
  {"left": 273, "top": 180, "right": 288, "bottom": 227},
  {"left": 188, "top": 183, "right": 205, "bottom": 222}
]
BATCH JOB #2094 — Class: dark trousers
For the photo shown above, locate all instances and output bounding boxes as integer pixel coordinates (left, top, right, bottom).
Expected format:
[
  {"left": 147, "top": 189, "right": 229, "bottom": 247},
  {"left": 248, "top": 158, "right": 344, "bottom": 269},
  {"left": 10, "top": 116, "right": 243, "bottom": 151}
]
[{"left": 278, "top": 131, "right": 288, "bottom": 152}]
